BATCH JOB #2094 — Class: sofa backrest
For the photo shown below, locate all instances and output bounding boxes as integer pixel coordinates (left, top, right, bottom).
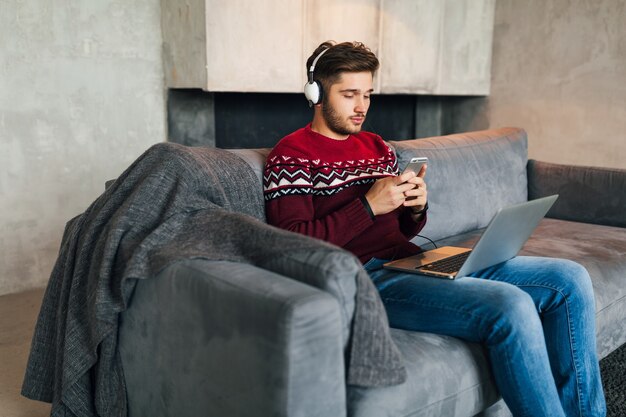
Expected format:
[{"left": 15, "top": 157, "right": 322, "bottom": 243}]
[
  {"left": 228, "top": 148, "right": 271, "bottom": 186},
  {"left": 388, "top": 127, "right": 528, "bottom": 241},
  {"left": 228, "top": 127, "right": 529, "bottom": 242}
]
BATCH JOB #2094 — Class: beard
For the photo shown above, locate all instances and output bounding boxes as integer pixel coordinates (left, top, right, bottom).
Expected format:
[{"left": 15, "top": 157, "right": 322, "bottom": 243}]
[{"left": 321, "top": 98, "right": 366, "bottom": 137}]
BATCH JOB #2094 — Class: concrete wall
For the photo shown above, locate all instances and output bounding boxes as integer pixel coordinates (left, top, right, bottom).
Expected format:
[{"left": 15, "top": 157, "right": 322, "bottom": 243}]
[
  {"left": 0, "top": 1, "right": 166, "bottom": 295},
  {"left": 487, "top": 0, "right": 626, "bottom": 169}
]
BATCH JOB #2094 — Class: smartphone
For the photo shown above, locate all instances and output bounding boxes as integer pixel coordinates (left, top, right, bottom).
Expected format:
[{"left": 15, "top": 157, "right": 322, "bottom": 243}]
[{"left": 402, "top": 157, "right": 428, "bottom": 176}]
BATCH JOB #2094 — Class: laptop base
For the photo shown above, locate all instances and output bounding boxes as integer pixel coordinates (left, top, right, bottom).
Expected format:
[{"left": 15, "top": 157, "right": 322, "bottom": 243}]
[{"left": 384, "top": 246, "right": 471, "bottom": 279}]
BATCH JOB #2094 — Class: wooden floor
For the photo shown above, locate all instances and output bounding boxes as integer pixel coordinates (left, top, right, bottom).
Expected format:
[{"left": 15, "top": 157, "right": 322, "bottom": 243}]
[{"left": 0, "top": 288, "right": 51, "bottom": 417}]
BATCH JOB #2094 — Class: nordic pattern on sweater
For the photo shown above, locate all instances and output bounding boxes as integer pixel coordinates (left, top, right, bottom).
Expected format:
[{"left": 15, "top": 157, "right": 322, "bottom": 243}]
[{"left": 264, "top": 151, "right": 398, "bottom": 200}]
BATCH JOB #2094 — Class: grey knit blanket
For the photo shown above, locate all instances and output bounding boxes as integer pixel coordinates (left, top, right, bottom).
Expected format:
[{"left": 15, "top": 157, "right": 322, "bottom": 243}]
[{"left": 22, "top": 142, "right": 406, "bottom": 417}]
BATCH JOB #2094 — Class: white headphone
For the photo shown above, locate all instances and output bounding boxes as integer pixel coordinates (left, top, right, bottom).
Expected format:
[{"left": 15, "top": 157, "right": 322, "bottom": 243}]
[{"left": 303, "top": 47, "right": 331, "bottom": 107}]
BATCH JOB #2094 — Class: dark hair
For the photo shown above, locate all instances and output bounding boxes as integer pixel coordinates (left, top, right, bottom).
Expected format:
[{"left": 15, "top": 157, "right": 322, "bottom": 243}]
[{"left": 306, "top": 41, "right": 380, "bottom": 94}]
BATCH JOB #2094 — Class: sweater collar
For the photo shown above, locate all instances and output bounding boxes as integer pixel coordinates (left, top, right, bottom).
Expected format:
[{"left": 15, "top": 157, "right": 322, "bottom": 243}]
[{"left": 306, "top": 123, "right": 354, "bottom": 142}]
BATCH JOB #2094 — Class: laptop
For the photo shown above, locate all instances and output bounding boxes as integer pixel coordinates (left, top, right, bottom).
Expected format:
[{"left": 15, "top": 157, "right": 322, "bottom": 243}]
[{"left": 383, "top": 195, "right": 558, "bottom": 279}]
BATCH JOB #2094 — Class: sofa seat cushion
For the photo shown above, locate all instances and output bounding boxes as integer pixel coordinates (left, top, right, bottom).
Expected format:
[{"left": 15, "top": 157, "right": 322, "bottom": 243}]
[
  {"left": 348, "top": 330, "right": 499, "bottom": 417},
  {"left": 434, "top": 218, "right": 626, "bottom": 358}
]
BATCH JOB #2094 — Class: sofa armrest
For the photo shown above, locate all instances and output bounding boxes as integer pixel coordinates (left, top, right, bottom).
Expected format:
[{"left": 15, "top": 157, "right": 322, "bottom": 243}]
[
  {"left": 119, "top": 259, "right": 347, "bottom": 417},
  {"left": 528, "top": 159, "right": 626, "bottom": 228}
]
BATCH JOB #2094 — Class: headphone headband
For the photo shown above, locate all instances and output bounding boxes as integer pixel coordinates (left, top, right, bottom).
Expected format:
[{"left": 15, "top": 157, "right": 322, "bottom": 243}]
[{"left": 308, "top": 47, "right": 330, "bottom": 82}]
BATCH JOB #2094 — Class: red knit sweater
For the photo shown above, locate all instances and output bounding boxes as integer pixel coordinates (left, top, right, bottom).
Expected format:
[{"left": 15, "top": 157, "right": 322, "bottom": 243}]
[{"left": 263, "top": 125, "right": 426, "bottom": 263}]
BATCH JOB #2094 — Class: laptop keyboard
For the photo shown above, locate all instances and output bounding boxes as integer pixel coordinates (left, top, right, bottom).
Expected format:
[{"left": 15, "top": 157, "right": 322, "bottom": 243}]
[{"left": 419, "top": 251, "right": 471, "bottom": 274}]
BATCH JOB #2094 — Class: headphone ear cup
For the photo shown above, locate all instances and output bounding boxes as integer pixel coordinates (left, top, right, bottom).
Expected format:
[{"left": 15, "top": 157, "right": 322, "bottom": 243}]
[
  {"left": 315, "top": 81, "right": 323, "bottom": 104},
  {"left": 304, "top": 81, "right": 323, "bottom": 105}
]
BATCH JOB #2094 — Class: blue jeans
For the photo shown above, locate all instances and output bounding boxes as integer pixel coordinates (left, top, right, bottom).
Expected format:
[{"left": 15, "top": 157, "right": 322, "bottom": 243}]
[{"left": 364, "top": 256, "right": 606, "bottom": 417}]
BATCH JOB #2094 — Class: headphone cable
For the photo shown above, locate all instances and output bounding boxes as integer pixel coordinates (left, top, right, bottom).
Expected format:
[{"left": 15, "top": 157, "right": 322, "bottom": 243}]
[{"left": 416, "top": 234, "right": 438, "bottom": 249}]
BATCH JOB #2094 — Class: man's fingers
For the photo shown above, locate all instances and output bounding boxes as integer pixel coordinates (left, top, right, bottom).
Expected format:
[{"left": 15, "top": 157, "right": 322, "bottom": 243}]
[
  {"left": 405, "top": 176, "right": 426, "bottom": 188},
  {"left": 404, "top": 186, "right": 427, "bottom": 197},
  {"left": 417, "top": 164, "right": 427, "bottom": 178},
  {"left": 397, "top": 182, "right": 417, "bottom": 193},
  {"left": 396, "top": 171, "right": 417, "bottom": 184}
]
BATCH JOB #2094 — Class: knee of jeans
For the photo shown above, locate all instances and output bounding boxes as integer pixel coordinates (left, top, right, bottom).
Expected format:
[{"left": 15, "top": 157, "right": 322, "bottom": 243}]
[
  {"left": 484, "top": 286, "right": 541, "bottom": 342},
  {"left": 547, "top": 258, "right": 595, "bottom": 306}
]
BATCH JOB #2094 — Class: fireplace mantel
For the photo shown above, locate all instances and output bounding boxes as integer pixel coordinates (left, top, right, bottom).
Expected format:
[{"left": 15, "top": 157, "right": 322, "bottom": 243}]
[{"left": 161, "top": 0, "right": 495, "bottom": 96}]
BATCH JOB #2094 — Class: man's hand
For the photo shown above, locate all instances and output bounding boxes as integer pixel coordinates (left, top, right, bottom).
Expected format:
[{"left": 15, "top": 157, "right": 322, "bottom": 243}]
[
  {"left": 403, "top": 164, "right": 428, "bottom": 216},
  {"left": 364, "top": 165, "right": 428, "bottom": 216}
]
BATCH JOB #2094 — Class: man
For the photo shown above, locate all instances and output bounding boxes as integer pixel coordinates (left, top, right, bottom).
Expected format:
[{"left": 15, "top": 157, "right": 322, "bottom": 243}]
[{"left": 263, "top": 41, "right": 605, "bottom": 417}]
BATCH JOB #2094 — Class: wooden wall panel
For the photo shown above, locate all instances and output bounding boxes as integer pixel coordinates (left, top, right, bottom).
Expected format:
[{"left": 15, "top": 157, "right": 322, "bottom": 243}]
[
  {"left": 379, "top": 0, "right": 443, "bottom": 94},
  {"left": 438, "top": 0, "right": 495, "bottom": 95},
  {"left": 161, "top": 0, "right": 207, "bottom": 88},
  {"left": 303, "top": 0, "right": 381, "bottom": 88},
  {"left": 162, "top": 0, "right": 495, "bottom": 95},
  {"left": 205, "top": 0, "right": 304, "bottom": 92}
]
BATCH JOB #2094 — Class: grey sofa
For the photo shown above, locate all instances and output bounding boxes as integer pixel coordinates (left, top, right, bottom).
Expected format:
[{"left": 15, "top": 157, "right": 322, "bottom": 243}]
[{"left": 118, "top": 127, "right": 626, "bottom": 417}]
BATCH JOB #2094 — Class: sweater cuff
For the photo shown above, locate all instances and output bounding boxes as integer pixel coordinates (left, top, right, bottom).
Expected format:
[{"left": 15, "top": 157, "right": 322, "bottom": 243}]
[
  {"left": 343, "top": 198, "right": 375, "bottom": 236},
  {"left": 359, "top": 196, "right": 376, "bottom": 220},
  {"left": 411, "top": 201, "right": 429, "bottom": 216}
]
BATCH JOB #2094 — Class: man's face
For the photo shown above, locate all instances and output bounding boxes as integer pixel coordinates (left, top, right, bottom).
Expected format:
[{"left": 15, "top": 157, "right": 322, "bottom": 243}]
[{"left": 320, "top": 71, "right": 373, "bottom": 139}]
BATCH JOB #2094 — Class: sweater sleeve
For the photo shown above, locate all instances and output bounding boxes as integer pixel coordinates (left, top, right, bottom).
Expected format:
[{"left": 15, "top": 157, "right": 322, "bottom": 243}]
[
  {"left": 265, "top": 194, "right": 374, "bottom": 247},
  {"left": 263, "top": 147, "right": 376, "bottom": 246}
]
